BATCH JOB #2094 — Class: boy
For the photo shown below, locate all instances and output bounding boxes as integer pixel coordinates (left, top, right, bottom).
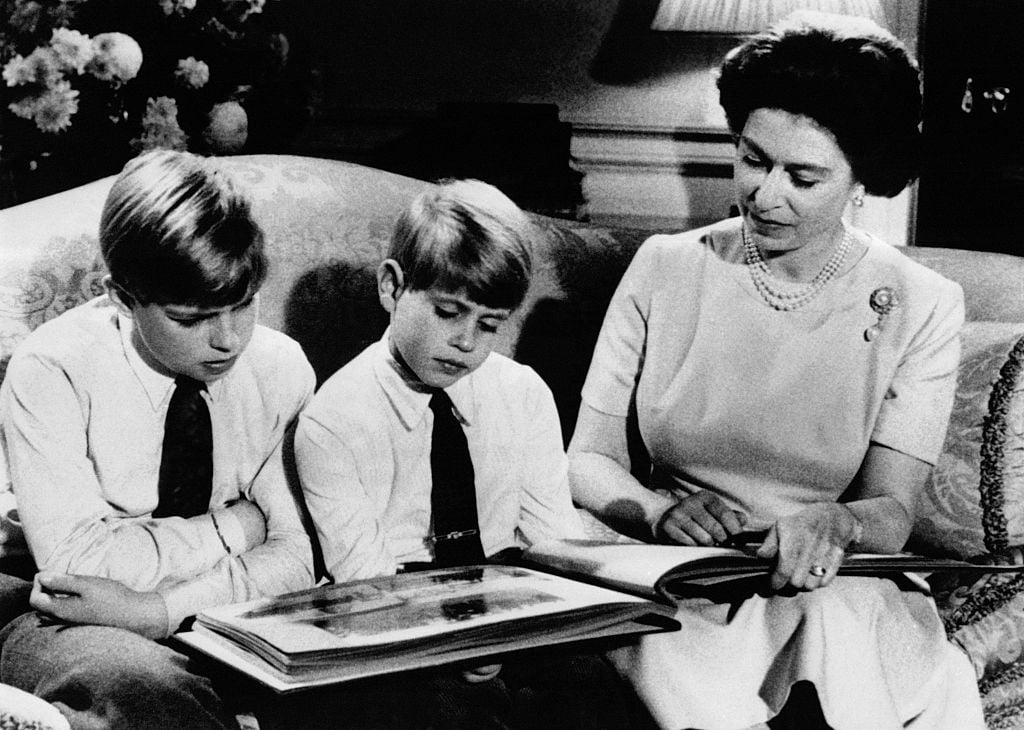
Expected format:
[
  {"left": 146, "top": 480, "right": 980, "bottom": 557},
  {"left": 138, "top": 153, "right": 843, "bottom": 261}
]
[
  {"left": 0, "top": 150, "right": 315, "bottom": 729},
  {"left": 293, "top": 180, "right": 645, "bottom": 728}
]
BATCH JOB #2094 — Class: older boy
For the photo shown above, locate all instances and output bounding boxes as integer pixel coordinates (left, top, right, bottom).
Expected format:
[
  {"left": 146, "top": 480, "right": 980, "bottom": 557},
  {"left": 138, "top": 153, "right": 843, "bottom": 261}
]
[
  {"left": 0, "top": 150, "right": 315, "bottom": 729},
  {"left": 294, "top": 180, "right": 646, "bottom": 728}
]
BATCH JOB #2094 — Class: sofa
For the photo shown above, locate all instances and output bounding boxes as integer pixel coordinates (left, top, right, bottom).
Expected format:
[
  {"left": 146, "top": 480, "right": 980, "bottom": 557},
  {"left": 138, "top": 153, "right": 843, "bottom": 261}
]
[{"left": 2, "top": 154, "right": 1024, "bottom": 727}]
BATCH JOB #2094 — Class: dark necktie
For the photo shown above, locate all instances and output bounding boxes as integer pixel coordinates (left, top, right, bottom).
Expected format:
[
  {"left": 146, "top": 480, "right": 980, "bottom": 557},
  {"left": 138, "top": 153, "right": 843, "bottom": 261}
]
[
  {"left": 429, "top": 390, "right": 485, "bottom": 567},
  {"left": 154, "top": 376, "right": 213, "bottom": 518}
]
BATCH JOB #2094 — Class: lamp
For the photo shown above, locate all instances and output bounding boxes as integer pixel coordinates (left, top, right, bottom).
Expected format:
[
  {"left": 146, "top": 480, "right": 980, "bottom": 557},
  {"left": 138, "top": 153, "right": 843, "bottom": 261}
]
[{"left": 651, "top": 0, "right": 890, "bottom": 33}]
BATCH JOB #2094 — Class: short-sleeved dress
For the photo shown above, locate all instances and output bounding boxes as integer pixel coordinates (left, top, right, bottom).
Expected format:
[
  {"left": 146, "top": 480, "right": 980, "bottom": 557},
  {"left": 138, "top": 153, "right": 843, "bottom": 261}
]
[{"left": 581, "top": 218, "right": 984, "bottom": 729}]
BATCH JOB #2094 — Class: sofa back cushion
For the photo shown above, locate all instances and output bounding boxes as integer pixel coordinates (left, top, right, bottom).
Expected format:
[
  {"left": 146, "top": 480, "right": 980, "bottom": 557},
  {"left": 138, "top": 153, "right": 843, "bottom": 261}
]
[
  {"left": 3, "top": 153, "right": 1024, "bottom": 565},
  {"left": 0, "top": 156, "right": 433, "bottom": 384}
]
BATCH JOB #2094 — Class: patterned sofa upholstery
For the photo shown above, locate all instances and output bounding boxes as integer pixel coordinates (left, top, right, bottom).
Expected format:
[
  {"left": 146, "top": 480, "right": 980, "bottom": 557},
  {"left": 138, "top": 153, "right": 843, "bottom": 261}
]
[{"left": 2, "top": 154, "right": 1024, "bottom": 726}]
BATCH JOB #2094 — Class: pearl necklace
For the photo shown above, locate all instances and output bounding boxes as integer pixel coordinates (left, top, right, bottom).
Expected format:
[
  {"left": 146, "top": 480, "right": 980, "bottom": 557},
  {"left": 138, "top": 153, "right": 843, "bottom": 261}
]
[{"left": 742, "top": 225, "right": 852, "bottom": 311}]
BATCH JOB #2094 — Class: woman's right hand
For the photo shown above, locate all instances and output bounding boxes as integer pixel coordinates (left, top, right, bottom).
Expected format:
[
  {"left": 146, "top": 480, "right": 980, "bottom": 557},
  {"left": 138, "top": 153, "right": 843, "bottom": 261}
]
[{"left": 654, "top": 491, "right": 746, "bottom": 545}]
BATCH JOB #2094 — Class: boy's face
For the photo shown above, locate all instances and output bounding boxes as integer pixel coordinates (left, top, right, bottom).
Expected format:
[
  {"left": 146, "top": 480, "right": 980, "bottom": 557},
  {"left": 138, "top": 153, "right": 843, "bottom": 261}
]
[
  {"left": 378, "top": 263, "right": 512, "bottom": 389},
  {"left": 109, "top": 280, "right": 259, "bottom": 383}
]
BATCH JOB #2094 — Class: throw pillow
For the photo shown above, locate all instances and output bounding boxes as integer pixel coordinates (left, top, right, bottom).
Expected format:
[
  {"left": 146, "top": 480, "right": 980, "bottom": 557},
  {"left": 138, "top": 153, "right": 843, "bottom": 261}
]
[
  {"left": 928, "top": 330, "right": 1024, "bottom": 689},
  {"left": 909, "top": 323, "right": 1024, "bottom": 559}
]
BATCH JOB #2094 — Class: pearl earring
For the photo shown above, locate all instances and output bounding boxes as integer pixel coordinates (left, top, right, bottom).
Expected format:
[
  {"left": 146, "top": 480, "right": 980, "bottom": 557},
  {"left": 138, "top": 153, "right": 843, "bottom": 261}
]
[{"left": 852, "top": 192, "right": 865, "bottom": 207}]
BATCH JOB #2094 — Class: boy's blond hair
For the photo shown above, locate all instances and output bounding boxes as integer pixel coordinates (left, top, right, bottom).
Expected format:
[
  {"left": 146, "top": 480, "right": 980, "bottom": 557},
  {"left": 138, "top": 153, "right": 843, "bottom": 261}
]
[
  {"left": 389, "top": 179, "right": 534, "bottom": 310},
  {"left": 100, "top": 149, "right": 266, "bottom": 307}
]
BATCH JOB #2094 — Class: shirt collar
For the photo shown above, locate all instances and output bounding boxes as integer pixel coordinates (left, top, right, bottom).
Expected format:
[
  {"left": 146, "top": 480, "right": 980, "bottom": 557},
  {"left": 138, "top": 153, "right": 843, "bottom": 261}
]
[
  {"left": 116, "top": 311, "right": 219, "bottom": 410},
  {"left": 372, "top": 328, "right": 476, "bottom": 431}
]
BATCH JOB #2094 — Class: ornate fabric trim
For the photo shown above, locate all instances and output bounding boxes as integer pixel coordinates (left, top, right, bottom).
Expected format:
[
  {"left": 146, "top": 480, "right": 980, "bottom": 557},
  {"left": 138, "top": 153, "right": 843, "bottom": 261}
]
[
  {"left": 980, "top": 657, "right": 1024, "bottom": 695},
  {"left": 942, "top": 336, "right": 1024, "bottom": 639},
  {"left": 980, "top": 335, "right": 1024, "bottom": 553},
  {"left": 944, "top": 570, "right": 1024, "bottom": 635}
]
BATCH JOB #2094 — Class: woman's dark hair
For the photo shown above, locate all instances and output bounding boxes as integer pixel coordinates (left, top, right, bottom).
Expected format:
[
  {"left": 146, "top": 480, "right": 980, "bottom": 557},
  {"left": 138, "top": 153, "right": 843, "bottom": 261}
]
[{"left": 717, "top": 11, "right": 922, "bottom": 198}]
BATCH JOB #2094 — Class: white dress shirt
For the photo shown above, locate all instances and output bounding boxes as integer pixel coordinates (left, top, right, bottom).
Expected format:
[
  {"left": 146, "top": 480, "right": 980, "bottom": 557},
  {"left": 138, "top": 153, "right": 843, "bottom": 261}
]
[
  {"left": 0, "top": 296, "right": 316, "bottom": 630},
  {"left": 296, "top": 332, "right": 584, "bottom": 583}
]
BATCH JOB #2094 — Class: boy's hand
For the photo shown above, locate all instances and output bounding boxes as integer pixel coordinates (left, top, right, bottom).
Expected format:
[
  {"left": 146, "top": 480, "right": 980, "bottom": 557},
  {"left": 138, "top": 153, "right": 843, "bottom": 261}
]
[
  {"left": 30, "top": 572, "right": 170, "bottom": 640},
  {"left": 224, "top": 498, "right": 267, "bottom": 551}
]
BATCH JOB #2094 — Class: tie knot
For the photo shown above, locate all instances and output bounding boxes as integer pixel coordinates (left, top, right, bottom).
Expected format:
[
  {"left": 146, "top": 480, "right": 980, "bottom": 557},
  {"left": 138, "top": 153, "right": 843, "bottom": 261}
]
[
  {"left": 175, "top": 376, "right": 206, "bottom": 395},
  {"left": 429, "top": 390, "right": 453, "bottom": 414}
]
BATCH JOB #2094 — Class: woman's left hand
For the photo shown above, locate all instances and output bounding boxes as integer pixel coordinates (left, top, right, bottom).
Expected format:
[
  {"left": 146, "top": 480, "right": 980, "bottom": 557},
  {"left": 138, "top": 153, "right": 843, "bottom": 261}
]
[{"left": 755, "top": 503, "right": 861, "bottom": 592}]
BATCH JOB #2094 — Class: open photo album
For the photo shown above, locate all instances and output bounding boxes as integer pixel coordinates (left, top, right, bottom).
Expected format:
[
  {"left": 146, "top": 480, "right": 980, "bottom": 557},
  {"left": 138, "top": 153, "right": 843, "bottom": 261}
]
[
  {"left": 178, "top": 538, "right": 1024, "bottom": 692},
  {"left": 177, "top": 561, "right": 678, "bottom": 692}
]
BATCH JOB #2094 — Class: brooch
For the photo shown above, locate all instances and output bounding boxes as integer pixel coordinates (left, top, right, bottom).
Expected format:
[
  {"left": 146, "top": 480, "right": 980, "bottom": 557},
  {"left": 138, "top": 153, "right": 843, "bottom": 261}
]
[{"left": 865, "top": 287, "right": 899, "bottom": 341}]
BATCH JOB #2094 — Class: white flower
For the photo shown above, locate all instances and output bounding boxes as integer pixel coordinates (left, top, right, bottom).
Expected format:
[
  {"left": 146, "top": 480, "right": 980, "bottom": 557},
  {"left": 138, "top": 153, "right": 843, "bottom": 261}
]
[
  {"left": 3, "top": 47, "right": 63, "bottom": 87},
  {"left": 49, "top": 28, "right": 95, "bottom": 75},
  {"left": 87, "top": 32, "right": 143, "bottom": 83},
  {"left": 8, "top": 1, "right": 46, "bottom": 34},
  {"left": 202, "top": 100, "right": 248, "bottom": 154},
  {"left": 30, "top": 80, "right": 80, "bottom": 133},
  {"left": 130, "top": 96, "right": 189, "bottom": 152},
  {"left": 174, "top": 57, "right": 209, "bottom": 89},
  {"left": 159, "top": 0, "right": 197, "bottom": 16},
  {"left": 222, "top": 0, "right": 265, "bottom": 24},
  {"left": 2, "top": 55, "right": 33, "bottom": 87},
  {"left": 7, "top": 95, "right": 38, "bottom": 120}
]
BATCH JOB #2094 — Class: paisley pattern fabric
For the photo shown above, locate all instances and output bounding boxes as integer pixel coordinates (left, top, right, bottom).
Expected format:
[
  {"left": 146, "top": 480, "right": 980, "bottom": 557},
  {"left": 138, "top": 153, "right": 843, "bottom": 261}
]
[
  {"left": 910, "top": 324, "right": 1024, "bottom": 559},
  {"left": 927, "top": 333, "right": 1024, "bottom": 726},
  {"left": 0, "top": 238, "right": 106, "bottom": 385}
]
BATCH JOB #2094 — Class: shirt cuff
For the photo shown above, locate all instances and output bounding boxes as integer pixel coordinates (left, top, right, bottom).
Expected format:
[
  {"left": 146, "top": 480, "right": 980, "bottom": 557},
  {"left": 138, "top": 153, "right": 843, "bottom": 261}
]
[{"left": 160, "top": 576, "right": 230, "bottom": 634}]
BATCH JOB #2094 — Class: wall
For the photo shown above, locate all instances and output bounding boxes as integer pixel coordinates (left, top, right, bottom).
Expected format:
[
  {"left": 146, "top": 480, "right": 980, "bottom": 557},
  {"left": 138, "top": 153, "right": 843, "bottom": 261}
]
[{"left": 295, "top": 0, "right": 919, "bottom": 242}]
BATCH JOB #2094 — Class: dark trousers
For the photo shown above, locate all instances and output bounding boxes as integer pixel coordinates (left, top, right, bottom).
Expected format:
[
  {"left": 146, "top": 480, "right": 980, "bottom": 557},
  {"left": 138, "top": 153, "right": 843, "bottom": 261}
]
[
  {"left": 2, "top": 611, "right": 242, "bottom": 730},
  {"left": 253, "top": 650, "right": 654, "bottom": 730},
  {"left": 0, "top": 572, "right": 31, "bottom": 627}
]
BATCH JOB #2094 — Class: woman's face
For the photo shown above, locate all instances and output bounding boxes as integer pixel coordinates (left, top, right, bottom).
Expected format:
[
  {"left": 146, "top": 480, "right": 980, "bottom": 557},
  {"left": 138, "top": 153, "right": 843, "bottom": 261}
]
[{"left": 734, "top": 108, "right": 859, "bottom": 254}]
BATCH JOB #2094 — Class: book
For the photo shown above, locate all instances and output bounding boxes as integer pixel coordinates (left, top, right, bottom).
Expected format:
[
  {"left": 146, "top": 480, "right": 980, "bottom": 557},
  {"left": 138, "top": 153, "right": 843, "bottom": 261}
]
[
  {"left": 522, "top": 538, "right": 1024, "bottom": 602},
  {"left": 177, "top": 538, "right": 1022, "bottom": 693},
  {"left": 176, "top": 563, "right": 678, "bottom": 693}
]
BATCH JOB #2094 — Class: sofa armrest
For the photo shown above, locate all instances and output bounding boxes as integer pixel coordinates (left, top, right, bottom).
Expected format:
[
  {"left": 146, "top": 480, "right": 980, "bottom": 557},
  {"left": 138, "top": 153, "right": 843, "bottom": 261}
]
[{"left": 927, "top": 546, "right": 1024, "bottom": 683}]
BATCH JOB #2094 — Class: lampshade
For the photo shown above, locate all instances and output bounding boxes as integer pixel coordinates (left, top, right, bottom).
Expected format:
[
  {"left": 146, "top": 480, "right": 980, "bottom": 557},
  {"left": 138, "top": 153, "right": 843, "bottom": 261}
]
[{"left": 651, "top": 0, "right": 890, "bottom": 33}]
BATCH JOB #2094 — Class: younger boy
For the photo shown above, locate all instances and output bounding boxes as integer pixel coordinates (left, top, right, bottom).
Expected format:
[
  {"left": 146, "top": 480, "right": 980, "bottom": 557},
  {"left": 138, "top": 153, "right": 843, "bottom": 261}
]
[
  {"left": 294, "top": 180, "right": 645, "bottom": 728},
  {"left": 0, "top": 150, "right": 315, "bottom": 729}
]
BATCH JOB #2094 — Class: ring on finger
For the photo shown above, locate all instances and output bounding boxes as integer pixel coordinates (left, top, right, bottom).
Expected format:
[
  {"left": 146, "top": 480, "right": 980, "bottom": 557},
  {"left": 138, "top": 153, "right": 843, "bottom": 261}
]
[{"left": 809, "top": 564, "right": 827, "bottom": 578}]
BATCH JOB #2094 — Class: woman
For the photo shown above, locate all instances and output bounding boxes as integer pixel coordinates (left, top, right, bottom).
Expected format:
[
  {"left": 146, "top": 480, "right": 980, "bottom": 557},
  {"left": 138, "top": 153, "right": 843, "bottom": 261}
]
[{"left": 568, "top": 12, "right": 984, "bottom": 730}]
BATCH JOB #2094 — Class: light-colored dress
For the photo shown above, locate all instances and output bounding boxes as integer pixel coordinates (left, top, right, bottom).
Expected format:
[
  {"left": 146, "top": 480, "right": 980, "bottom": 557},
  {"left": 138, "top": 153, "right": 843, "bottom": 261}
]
[{"left": 580, "top": 218, "right": 984, "bottom": 729}]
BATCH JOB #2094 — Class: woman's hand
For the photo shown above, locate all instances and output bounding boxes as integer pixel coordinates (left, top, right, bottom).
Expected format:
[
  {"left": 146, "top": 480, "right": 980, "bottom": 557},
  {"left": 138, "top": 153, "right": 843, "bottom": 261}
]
[
  {"left": 30, "top": 571, "right": 170, "bottom": 639},
  {"left": 756, "top": 503, "right": 862, "bottom": 592},
  {"left": 655, "top": 491, "right": 747, "bottom": 546}
]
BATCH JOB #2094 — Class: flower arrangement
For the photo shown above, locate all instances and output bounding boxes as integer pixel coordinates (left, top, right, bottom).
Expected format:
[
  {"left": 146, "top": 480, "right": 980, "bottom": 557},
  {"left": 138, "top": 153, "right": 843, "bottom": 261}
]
[{"left": 1, "top": 0, "right": 315, "bottom": 204}]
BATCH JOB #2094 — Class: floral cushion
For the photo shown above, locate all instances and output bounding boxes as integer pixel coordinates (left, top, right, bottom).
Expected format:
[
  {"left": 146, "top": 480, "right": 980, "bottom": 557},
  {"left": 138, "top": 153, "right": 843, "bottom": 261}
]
[
  {"left": 979, "top": 658, "right": 1024, "bottom": 730},
  {"left": 909, "top": 324, "right": 1024, "bottom": 559},
  {"left": 923, "top": 329, "right": 1024, "bottom": 725},
  {"left": 935, "top": 549, "right": 1024, "bottom": 675}
]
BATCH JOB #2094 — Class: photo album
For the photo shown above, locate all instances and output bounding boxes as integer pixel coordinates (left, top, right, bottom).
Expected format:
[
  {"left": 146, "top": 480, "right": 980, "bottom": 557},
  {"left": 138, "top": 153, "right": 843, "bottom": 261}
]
[{"left": 177, "top": 538, "right": 1024, "bottom": 692}]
